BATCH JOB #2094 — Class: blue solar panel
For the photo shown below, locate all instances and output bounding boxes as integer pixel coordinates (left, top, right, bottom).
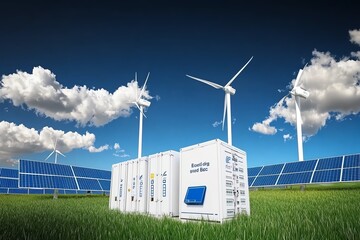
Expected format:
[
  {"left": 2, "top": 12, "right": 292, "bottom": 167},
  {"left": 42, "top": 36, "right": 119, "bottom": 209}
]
[
  {"left": 0, "top": 168, "right": 18, "bottom": 178},
  {"left": 98, "top": 180, "right": 111, "bottom": 190},
  {"left": 64, "top": 190, "right": 78, "bottom": 194},
  {"left": 77, "top": 178, "right": 102, "bottom": 190},
  {"left": 252, "top": 175, "right": 279, "bottom": 187},
  {"left": 72, "top": 166, "right": 111, "bottom": 180},
  {"left": 0, "top": 188, "right": 8, "bottom": 194},
  {"left": 20, "top": 160, "right": 73, "bottom": 176},
  {"left": 316, "top": 157, "right": 342, "bottom": 170},
  {"left": 343, "top": 154, "right": 360, "bottom": 168},
  {"left": 282, "top": 160, "right": 317, "bottom": 173},
  {"left": 342, "top": 168, "right": 360, "bottom": 181},
  {"left": 20, "top": 174, "right": 78, "bottom": 189},
  {"left": 0, "top": 178, "right": 18, "bottom": 188},
  {"left": 248, "top": 167, "right": 262, "bottom": 177},
  {"left": 8, "top": 188, "right": 28, "bottom": 194},
  {"left": 258, "top": 164, "right": 284, "bottom": 175},
  {"left": 248, "top": 177, "right": 255, "bottom": 186},
  {"left": 277, "top": 172, "right": 313, "bottom": 185},
  {"left": 29, "top": 189, "right": 44, "bottom": 194},
  {"left": 312, "top": 169, "right": 341, "bottom": 183}
]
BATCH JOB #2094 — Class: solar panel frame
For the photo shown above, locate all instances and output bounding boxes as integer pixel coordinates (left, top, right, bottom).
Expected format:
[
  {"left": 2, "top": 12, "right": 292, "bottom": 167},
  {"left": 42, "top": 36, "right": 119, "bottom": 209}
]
[
  {"left": 252, "top": 175, "right": 279, "bottom": 187},
  {"left": 343, "top": 154, "right": 360, "bottom": 168},
  {"left": 258, "top": 164, "right": 284, "bottom": 176},
  {"left": 311, "top": 169, "right": 341, "bottom": 183}
]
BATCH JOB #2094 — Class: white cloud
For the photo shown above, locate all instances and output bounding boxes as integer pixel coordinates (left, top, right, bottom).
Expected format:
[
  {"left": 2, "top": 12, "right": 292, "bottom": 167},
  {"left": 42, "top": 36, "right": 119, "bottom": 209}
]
[
  {"left": 88, "top": 144, "right": 109, "bottom": 153},
  {"left": 351, "top": 51, "right": 360, "bottom": 59},
  {"left": 283, "top": 134, "right": 292, "bottom": 142},
  {"left": 212, "top": 120, "right": 222, "bottom": 128},
  {"left": 252, "top": 46, "right": 360, "bottom": 137},
  {"left": 155, "top": 95, "right": 161, "bottom": 101},
  {"left": 114, "top": 143, "right": 120, "bottom": 150},
  {"left": 0, "top": 121, "right": 104, "bottom": 165},
  {"left": 0, "top": 67, "right": 152, "bottom": 127},
  {"left": 349, "top": 29, "right": 360, "bottom": 45}
]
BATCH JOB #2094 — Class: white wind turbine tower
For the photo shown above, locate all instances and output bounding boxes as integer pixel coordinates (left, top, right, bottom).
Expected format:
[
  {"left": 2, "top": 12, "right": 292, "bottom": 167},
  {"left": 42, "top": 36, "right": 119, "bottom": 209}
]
[
  {"left": 45, "top": 137, "right": 66, "bottom": 164},
  {"left": 278, "top": 66, "right": 310, "bottom": 162},
  {"left": 186, "top": 57, "right": 253, "bottom": 146},
  {"left": 132, "top": 72, "right": 151, "bottom": 158}
]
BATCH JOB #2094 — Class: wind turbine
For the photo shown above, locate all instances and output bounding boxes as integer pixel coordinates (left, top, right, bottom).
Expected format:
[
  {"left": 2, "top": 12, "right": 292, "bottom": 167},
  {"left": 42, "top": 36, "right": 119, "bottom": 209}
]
[
  {"left": 45, "top": 137, "right": 66, "bottom": 164},
  {"left": 132, "top": 72, "right": 151, "bottom": 158},
  {"left": 186, "top": 56, "right": 253, "bottom": 146},
  {"left": 278, "top": 66, "right": 310, "bottom": 162}
]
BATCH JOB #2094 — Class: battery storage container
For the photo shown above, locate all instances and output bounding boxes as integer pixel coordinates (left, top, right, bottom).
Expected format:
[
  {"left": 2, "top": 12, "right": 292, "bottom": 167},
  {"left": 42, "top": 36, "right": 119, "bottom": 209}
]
[
  {"left": 147, "top": 150, "right": 180, "bottom": 217},
  {"left": 179, "top": 139, "right": 250, "bottom": 223},
  {"left": 109, "top": 162, "right": 128, "bottom": 211}
]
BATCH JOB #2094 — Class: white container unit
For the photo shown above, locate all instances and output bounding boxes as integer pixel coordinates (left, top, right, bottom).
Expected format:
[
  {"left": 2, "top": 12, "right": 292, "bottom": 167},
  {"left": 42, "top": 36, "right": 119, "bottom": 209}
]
[
  {"left": 125, "top": 157, "right": 148, "bottom": 213},
  {"left": 109, "top": 157, "right": 148, "bottom": 213},
  {"left": 147, "top": 150, "right": 180, "bottom": 217},
  {"left": 109, "top": 161, "right": 128, "bottom": 211},
  {"left": 179, "top": 139, "right": 250, "bottom": 223}
]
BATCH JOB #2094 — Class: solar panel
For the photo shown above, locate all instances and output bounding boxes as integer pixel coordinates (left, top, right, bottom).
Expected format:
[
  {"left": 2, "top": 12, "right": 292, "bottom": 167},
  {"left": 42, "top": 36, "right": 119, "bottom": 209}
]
[
  {"left": 247, "top": 167, "right": 262, "bottom": 177},
  {"left": 19, "top": 159, "right": 111, "bottom": 192},
  {"left": 29, "top": 189, "right": 44, "bottom": 194},
  {"left": 0, "top": 178, "right": 18, "bottom": 188},
  {"left": 342, "top": 167, "right": 360, "bottom": 181},
  {"left": 77, "top": 178, "right": 102, "bottom": 190},
  {"left": 316, "top": 157, "right": 342, "bottom": 170},
  {"left": 312, "top": 169, "right": 341, "bottom": 183},
  {"left": 0, "top": 168, "right": 18, "bottom": 178},
  {"left": 72, "top": 166, "right": 111, "bottom": 180},
  {"left": 258, "top": 164, "right": 284, "bottom": 176},
  {"left": 277, "top": 172, "right": 313, "bottom": 185},
  {"left": 343, "top": 154, "right": 360, "bottom": 168},
  {"left": 248, "top": 177, "right": 255, "bottom": 186},
  {"left": 0, "top": 188, "right": 7, "bottom": 194},
  {"left": 252, "top": 175, "right": 279, "bottom": 187},
  {"left": 8, "top": 188, "right": 28, "bottom": 194},
  {"left": 282, "top": 160, "right": 317, "bottom": 173}
]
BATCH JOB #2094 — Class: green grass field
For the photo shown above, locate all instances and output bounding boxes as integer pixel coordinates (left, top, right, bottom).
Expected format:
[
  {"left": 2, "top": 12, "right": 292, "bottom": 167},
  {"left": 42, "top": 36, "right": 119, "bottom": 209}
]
[{"left": 1, "top": 183, "right": 359, "bottom": 240}]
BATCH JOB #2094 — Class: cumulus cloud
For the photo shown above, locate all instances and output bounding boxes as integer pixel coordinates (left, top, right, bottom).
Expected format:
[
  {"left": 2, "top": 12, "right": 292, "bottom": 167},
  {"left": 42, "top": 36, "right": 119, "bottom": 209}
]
[
  {"left": 0, "top": 67, "right": 152, "bottom": 127},
  {"left": 114, "top": 143, "right": 120, "bottom": 150},
  {"left": 349, "top": 29, "right": 360, "bottom": 45},
  {"left": 283, "top": 134, "right": 292, "bottom": 142},
  {"left": 88, "top": 145, "right": 109, "bottom": 153},
  {"left": 0, "top": 121, "right": 106, "bottom": 165},
  {"left": 252, "top": 41, "right": 360, "bottom": 137}
]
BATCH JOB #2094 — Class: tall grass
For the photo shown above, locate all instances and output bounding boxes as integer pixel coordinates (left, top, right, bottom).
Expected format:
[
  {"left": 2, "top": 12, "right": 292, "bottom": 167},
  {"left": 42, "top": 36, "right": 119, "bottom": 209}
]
[{"left": 0, "top": 184, "right": 359, "bottom": 239}]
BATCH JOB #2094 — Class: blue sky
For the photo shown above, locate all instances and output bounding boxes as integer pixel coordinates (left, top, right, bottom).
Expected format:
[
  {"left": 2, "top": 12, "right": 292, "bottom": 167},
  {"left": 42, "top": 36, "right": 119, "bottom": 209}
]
[{"left": 0, "top": 1, "right": 359, "bottom": 170}]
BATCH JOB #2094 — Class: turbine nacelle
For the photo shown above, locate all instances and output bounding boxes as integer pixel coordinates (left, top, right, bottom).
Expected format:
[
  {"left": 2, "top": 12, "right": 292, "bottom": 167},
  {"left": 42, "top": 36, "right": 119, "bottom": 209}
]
[
  {"left": 138, "top": 98, "right": 151, "bottom": 107},
  {"left": 291, "top": 86, "right": 310, "bottom": 99},
  {"left": 224, "top": 85, "right": 236, "bottom": 95}
]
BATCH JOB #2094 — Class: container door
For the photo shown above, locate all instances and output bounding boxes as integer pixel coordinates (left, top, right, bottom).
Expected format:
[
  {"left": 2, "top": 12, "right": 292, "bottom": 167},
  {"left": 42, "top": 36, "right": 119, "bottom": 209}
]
[
  {"left": 148, "top": 155, "right": 158, "bottom": 215},
  {"left": 137, "top": 158, "right": 148, "bottom": 213},
  {"left": 119, "top": 162, "right": 128, "bottom": 212},
  {"left": 160, "top": 154, "right": 171, "bottom": 216},
  {"left": 109, "top": 164, "right": 119, "bottom": 210}
]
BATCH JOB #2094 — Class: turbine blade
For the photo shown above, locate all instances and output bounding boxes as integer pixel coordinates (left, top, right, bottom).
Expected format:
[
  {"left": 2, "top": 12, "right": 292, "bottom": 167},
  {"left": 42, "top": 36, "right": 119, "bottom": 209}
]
[
  {"left": 294, "top": 69, "right": 304, "bottom": 88},
  {"left": 45, "top": 151, "right": 55, "bottom": 161},
  {"left": 225, "top": 56, "right": 253, "bottom": 87},
  {"left": 139, "top": 72, "right": 150, "bottom": 99},
  {"left": 222, "top": 94, "right": 227, "bottom": 130},
  {"left": 56, "top": 150, "right": 66, "bottom": 157},
  {"left": 186, "top": 75, "right": 223, "bottom": 89}
]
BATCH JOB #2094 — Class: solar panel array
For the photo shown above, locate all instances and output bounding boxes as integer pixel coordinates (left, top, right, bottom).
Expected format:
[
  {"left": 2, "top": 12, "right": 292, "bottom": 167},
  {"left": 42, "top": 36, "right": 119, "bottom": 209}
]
[
  {"left": 19, "top": 160, "right": 111, "bottom": 192},
  {"left": 0, "top": 160, "right": 111, "bottom": 194},
  {"left": 248, "top": 154, "right": 360, "bottom": 188}
]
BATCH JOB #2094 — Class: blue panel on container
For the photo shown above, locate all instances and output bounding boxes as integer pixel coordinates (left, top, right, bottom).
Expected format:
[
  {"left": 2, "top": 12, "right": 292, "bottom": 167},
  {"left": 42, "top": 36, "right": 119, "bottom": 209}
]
[
  {"left": 252, "top": 175, "right": 279, "bottom": 187},
  {"left": 20, "top": 174, "right": 78, "bottom": 190},
  {"left": 20, "top": 160, "right": 73, "bottom": 176},
  {"left": 259, "top": 164, "right": 284, "bottom": 176},
  {"left": 282, "top": 160, "right": 317, "bottom": 174},
  {"left": 184, "top": 186, "right": 207, "bottom": 205},
  {"left": 312, "top": 169, "right": 341, "bottom": 183},
  {"left": 29, "top": 189, "right": 44, "bottom": 194},
  {"left": 248, "top": 177, "right": 255, "bottom": 186},
  {"left": 316, "top": 157, "right": 342, "bottom": 170},
  {"left": 72, "top": 166, "right": 111, "bottom": 180},
  {"left": 98, "top": 180, "right": 111, "bottom": 190},
  {"left": 342, "top": 167, "right": 360, "bottom": 181},
  {"left": 248, "top": 167, "right": 262, "bottom": 177},
  {"left": 0, "top": 177, "right": 18, "bottom": 188},
  {"left": 343, "top": 154, "right": 360, "bottom": 168},
  {"left": 0, "top": 168, "right": 18, "bottom": 178},
  {"left": 77, "top": 178, "right": 102, "bottom": 190},
  {"left": 8, "top": 188, "right": 28, "bottom": 194},
  {"left": 277, "top": 172, "right": 312, "bottom": 185}
]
